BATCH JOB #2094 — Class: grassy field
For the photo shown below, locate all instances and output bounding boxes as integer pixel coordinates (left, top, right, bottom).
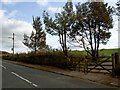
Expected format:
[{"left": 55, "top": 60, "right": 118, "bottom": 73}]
[
  {"left": 98, "top": 48, "right": 119, "bottom": 56},
  {"left": 69, "top": 48, "right": 119, "bottom": 57}
]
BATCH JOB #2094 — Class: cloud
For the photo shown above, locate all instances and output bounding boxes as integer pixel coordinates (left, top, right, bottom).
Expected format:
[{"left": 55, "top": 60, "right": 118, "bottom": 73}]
[
  {"left": 0, "top": 10, "right": 8, "bottom": 25},
  {"left": 48, "top": 7, "right": 62, "bottom": 13},
  {"left": 0, "top": 9, "right": 33, "bottom": 53},
  {"left": 7, "top": 10, "right": 18, "bottom": 18},
  {"left": 47, "top": 4, "right": 76, "bottom": 14},
  {"left": 36, "top": 0, "right": 48, "bottom": 6},
  {"left": 0, "top": 10, "right": 18, "bottom": 21},
  {"left": 1, "top": 0, "right": 17, "bottom": 4}
]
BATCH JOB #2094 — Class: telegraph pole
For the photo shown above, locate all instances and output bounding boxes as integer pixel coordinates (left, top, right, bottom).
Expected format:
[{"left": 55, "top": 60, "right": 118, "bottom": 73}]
[
  {"left": 8, "top": 33, "right": 15, "bottom": 54},
  {"left": 13, "top": 33, "right": 15, "bottom": 54}
]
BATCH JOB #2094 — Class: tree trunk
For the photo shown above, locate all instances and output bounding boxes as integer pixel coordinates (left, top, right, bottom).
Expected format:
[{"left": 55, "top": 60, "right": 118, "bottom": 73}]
[
  {"left": 64, "top": 29, "right": 68, "bottom": 57},
  {"left": 96, "top": 24, "right": 100, "bottom": 60},
  {"left": 35, "top": 36, "right": 37, "bottom": 53}
]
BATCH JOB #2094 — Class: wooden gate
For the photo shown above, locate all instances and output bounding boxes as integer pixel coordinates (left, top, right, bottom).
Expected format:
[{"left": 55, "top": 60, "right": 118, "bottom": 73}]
[
  {"left": 84, "top": 53, "right": 119, "bottom": 74},
  {"left": 69, "top": 53, "right": 119, "bottom": 74}
]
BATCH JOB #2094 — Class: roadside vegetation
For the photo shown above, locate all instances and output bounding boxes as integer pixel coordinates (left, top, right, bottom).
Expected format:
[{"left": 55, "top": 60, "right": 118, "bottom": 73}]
[{"left": 2, "top": 48, "right": 119, "bottom": 70}]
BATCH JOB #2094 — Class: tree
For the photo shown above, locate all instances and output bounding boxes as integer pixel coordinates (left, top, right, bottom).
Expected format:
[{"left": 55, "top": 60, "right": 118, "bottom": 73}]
[
  {"left": 45, "top": 45, "right": 53, "bottom": 51},
  {"left": 69, "top": 2, "right": 113, "bottom": 61},
  {"left": 115, "top": 0, "right": 120, "bottom": 16},
  {"left": 43, "top": 1, "right": 74, "bottom": 56},
  {"left": 23, "top": 16, "right": 46, "bottom": 52}
]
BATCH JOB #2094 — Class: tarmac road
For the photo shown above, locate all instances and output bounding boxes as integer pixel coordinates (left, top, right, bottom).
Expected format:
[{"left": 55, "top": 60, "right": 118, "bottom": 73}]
[{"left": 1, "top": 60, "right": 119, "bottom": 89}]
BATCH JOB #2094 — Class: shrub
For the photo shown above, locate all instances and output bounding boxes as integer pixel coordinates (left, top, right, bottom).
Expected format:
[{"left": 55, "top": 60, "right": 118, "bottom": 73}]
[{"left": 3, "top": 51, "right": 79, "bottom": 70}]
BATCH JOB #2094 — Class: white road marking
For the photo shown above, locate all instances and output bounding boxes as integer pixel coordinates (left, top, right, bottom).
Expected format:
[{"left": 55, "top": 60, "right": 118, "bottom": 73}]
[
  {"left": 32, "top": 83, "right": 38, "bottom": 87},
  {"left": 11, "top": 72, "right": 38, "bottom": 88},
  {"left": 0, "top": 65, "right": 6, "bottom": 69}
]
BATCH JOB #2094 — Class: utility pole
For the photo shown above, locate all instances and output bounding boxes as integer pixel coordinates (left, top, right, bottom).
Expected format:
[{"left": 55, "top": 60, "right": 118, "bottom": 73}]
[
  {"left": 8, "top": 33, "right": 15, "bottom": 54},
  {"left": 13, "top": 33, "right": 15, "bottom": 54}
]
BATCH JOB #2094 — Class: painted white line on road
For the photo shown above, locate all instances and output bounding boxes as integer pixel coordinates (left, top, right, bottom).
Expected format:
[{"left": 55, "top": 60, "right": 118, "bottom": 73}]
[
  {"left": 32, "top": 83, "right": 38, "bottom": 87},
  {"left": 11, "top": 72, "right": 32, "bottom": 84},
  {"left": 11, "top": 72, "right": 38, "bottom": 88},
  {"left": 0, "top": 65, "right": 6, "bottom": 69}
]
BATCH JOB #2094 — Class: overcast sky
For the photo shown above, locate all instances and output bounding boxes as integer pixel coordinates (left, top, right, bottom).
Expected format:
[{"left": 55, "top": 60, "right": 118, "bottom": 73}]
[{"left": 0, "top": 0, "right": 119, "bottom": 53}]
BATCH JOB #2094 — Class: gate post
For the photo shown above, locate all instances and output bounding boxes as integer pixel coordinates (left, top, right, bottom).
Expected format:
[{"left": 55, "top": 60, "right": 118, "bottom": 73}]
[
  {"left": 112, "top": 54, "right": 115, "bottom": 74},
  {"left": 115, "top": 53, "right": 120, "bottom": 68},
  {"left": 114, "top": 53, "right": 120, "bottom": 76},
  {"left": 84, "top": 57, "right": 88, "bottom": 74},
  {"left": 84, "top": 58, "right": 86, "bottom": 73}
]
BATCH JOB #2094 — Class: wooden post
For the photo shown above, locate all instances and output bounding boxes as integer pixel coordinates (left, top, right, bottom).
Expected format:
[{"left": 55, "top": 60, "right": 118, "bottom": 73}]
[
  {"left": 84, "top": 58, "right": 86, "bottom": 73},
  {"left": 84, "top": 57, "right": 88, "bottom": 74},
  {"left": 114, "top": 53, "right": 120, "bottom": 76},
  {"left": 86, "top": 59, "right": 88, "bottom": 73},
  {"left": 78, "top": 60, "right": 80, "bottom": 72},
  {"left": 112, "top": 54, "right": 115, "bottom": 74},
  {"left": 115, "top": 53, "right": 120, "bottom": 68}
]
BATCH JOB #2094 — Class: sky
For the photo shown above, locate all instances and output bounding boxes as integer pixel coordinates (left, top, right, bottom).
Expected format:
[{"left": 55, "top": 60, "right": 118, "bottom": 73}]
[{"left": 0, "top": 0, "right": 119, "bottom": 53}]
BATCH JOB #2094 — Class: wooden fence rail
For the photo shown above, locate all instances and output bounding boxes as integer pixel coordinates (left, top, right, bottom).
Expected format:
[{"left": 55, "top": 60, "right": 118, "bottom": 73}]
[
  {"left": 84, "top": 53, "right": 120, "bottom": 74},
  {"left": 69, "top": 52, "right": 120, "bottom": 75}
]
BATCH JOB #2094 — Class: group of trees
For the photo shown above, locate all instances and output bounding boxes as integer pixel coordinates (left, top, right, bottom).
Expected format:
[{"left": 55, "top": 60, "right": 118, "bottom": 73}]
[
  {"left": 23, "top": 1, "right": 115, "bottom": 62},
  {"left": 43, "top": 1, "right": 113, "bottom": 61}
]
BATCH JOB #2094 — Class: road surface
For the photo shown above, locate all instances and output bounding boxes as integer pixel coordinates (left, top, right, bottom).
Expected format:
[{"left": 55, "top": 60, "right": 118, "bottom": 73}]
[{"left": 0, "top": 60, "right": 119, "bottom": 89}]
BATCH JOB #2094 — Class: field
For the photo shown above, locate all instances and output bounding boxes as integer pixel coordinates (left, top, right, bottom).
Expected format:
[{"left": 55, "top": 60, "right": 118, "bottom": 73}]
[
  {"left": 69, "top": 48, "right": 119, "bottom": 57},
  {"left": 98, "top": 48, "right": 119, "bottom": 56}
]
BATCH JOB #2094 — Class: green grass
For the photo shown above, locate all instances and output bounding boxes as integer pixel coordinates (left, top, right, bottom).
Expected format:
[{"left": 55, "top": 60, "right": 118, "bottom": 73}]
[
  {"left": 99, "top": 48, "right": 119, "bottom": 56},
  {"left": 68, "top": 50, "right": 86, "bottom": 57},
  {"left": 69, "top": 48, "right": 119, "bottom": 57}
]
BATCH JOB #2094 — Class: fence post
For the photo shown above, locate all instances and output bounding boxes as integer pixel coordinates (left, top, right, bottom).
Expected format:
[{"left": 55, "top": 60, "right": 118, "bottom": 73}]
[
  {"left": 84, "top": 57, "right": 88, "bottom": 74},
  {"left": 86, "top": 59, "right": 88, "bottom": 73},
  {"left": 115, "top": 53, "right": 120, "bottom": 68},
  {"left": 84, "top": 58, "right": 85, "bottom": 73},
  {"left": 78, "top": 60, "right": 80, "bottom": 72},
  {"left": 112, "top": 54, "right": 115, "bottom": 74}
]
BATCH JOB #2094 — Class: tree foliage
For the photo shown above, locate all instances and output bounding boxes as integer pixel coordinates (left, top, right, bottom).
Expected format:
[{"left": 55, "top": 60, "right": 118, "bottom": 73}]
[
  {"left": 23, "top": 16, "right": 46, "bottom": 52},
  {"left": 69, "top": 2, "right": 113, "bottom": 61},
  {"left": 116, "top": 0, "right": 120, "bottom": 16}
]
